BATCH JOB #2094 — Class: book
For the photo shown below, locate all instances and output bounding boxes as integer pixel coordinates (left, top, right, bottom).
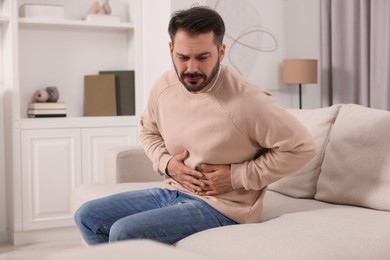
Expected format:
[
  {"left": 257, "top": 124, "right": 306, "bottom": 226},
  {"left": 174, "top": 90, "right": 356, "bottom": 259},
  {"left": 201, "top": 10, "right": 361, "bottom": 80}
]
[
  {"left": 84, "top": 74, "right": 117, "bottom": 116},
  {"left": 19, "top": 4, "right": 64, "bottom": 20},
  {"left": 27, "top": 109, "right": 67, "bottom": 118},
  {"left": 28, "top": 102, "right": 66, "bottom": 110},
  {"left": 99, "top": 70, "right": 135, "bottom": 116},
  {"left": 28, "top": 114, "right": 67, "bottom": 118}
]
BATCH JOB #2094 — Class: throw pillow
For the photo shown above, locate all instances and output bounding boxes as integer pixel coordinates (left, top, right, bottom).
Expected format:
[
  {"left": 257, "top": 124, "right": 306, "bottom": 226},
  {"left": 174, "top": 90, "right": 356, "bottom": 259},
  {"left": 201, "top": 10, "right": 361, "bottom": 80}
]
[
  {"left": 268, "top": 104, "right": 341, "bottom": 198},
  {"left": 315, "top": 104, "right": 390, "bottom": 211}
]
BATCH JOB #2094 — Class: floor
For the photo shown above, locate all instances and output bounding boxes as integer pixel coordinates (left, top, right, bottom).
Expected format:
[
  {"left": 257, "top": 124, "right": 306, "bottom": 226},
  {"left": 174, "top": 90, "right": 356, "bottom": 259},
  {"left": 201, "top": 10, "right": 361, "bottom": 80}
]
[{"left": 0, "top": 239, "right": 84, "bottom": 260}]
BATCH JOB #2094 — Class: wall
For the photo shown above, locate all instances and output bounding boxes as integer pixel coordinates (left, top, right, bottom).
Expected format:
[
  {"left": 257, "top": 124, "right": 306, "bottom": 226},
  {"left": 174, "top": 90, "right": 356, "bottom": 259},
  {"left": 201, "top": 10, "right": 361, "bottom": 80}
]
[
  {"left": 0, "top": 0, "right": 10, "bottom": 241},
  {"left": 141, "top": 0, "right": 172, "bottom": 107},
  {"left": 0, "top": 24, "right": 7, "bottom": 242}
]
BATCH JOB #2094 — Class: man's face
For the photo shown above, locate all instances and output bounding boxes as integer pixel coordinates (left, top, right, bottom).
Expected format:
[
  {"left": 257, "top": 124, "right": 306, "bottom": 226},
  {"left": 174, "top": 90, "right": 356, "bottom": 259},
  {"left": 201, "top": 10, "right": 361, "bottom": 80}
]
[{"left": 170, "top": 30, "right": 225, "bottom": 93}]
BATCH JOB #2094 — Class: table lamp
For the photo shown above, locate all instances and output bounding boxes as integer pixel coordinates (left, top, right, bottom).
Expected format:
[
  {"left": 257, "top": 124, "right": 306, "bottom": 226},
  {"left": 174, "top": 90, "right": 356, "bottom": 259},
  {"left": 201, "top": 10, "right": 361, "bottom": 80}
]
[{"left": 282, "top": 59, "right": 318, "bottom": 109}]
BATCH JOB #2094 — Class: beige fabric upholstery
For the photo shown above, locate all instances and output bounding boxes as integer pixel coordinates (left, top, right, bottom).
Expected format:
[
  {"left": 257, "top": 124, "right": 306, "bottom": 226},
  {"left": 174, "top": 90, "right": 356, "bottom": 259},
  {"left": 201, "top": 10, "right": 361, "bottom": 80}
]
[
  {"left": 316, "top": 104, "right": 390, "bottom": 210},
  {"left": 45, "top": 240, "right": 211, "bottom": 260},
  {"left": 268, "top": 105, "right": 341, "bottom": 198},
  {"left": 176, "top": 190, "right": 390, "bottom": 260},
  {"left": 104, "top": 145, "right": 163, "bottom": 184}
]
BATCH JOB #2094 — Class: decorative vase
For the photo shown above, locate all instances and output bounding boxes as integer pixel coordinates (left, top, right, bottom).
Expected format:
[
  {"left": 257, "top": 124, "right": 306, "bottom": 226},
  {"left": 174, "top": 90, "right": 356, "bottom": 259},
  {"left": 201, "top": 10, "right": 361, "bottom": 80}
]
[
  {"left": 45, "top": 86, "right": 60, "bottom": 102},
  {"left": 103, "top": 0, "right": 112, "bottom": 15},
  {"left": 34, "top": 89, "right": 49, "bottom": 102}
]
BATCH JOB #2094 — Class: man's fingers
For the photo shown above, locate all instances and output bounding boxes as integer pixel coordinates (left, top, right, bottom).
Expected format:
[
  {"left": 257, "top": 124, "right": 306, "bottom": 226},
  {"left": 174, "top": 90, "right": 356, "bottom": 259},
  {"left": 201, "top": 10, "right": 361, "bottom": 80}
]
[
  {"left": 181, "top": 180, "right": 204, "bottom": 192},
  {"left": 181, "top": 173, "right": 205, "bottom": 187},
  {"left": 175, "top": 150, "right": 189, "bottom": 161},
  {"left": 198, "top": 163, "right": 214, "bottom": 173}
]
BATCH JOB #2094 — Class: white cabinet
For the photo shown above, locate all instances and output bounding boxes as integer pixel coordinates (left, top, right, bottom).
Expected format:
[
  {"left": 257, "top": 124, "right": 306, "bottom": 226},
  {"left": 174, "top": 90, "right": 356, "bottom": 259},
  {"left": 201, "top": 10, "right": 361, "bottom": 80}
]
[
  {"left": 20, "top": 122, "right": 138, "bottom": 231},
  {"left": 2, "top": 0, "right": 144, "bottom": 245},
  {"left": 21, "top": 128, "right": 82, "bottom": 230}
]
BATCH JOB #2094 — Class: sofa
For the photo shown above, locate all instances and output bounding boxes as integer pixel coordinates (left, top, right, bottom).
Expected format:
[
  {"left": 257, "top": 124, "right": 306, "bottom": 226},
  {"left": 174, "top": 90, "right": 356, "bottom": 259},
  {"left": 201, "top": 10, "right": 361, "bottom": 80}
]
[{"left": 71, "top": 104, "right": 390, "bottom": 260}]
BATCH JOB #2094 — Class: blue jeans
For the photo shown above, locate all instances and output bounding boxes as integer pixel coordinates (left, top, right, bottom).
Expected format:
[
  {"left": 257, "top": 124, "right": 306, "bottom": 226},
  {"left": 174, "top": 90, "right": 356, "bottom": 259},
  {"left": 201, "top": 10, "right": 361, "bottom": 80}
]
[{"left": 74, "top": 188, "right": 237, "bottom": 245}]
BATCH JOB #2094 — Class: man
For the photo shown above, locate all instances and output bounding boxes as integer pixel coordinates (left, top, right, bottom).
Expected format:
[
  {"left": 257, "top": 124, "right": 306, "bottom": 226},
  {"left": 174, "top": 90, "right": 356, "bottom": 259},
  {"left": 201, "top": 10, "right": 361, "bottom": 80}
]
[{"left": 75, "top": 6, "right": 315, "bottom": 245}]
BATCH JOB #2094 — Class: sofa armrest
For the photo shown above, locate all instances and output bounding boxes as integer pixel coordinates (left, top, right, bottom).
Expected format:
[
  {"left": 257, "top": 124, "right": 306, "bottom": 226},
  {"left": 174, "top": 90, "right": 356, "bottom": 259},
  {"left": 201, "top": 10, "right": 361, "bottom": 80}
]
[{"left": 104, "top": 145, "right": 164, "bottom": 184}]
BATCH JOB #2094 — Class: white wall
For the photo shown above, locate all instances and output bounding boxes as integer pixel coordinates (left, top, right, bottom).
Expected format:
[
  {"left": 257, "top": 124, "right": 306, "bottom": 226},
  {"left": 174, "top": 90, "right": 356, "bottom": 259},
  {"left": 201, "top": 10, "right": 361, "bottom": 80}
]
[
  {"left": 0, "top": 85, "right": 6, "bottom": 243},
  {"left": 141, "top": 0, "right": 172, "bottom": 107},
  {"left": 0, "top": 75, "right": 7, "bottom": 242},
  {"left": 0, "top": 24, "right": 8, "bottom": 242}
]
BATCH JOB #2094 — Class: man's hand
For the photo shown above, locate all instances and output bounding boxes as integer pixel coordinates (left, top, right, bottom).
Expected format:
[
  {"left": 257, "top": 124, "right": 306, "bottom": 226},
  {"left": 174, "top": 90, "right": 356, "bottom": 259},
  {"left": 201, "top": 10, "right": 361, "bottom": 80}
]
[
  {"left": 167, "top": 151, "right": 234, "bottom": 195},
  {"left": 197, "top": 164, "right": 234, "bottom": 196},
  {"left": 166, "top": 150, "right": 205, "bottom": 193}
]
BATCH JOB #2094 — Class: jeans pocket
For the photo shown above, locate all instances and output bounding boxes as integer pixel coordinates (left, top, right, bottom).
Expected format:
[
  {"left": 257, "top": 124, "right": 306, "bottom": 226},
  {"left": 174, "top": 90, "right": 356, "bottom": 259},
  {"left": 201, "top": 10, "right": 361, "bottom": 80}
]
[{"left": 167, "top": 190, "right": 179, "bottom": 205}]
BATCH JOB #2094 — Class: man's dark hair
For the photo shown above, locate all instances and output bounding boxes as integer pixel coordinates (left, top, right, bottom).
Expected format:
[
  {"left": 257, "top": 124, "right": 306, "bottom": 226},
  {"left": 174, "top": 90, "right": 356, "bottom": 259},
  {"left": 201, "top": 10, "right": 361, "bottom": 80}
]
[{"left": 168, "top": 6, "right": 225, "bottom": 46}]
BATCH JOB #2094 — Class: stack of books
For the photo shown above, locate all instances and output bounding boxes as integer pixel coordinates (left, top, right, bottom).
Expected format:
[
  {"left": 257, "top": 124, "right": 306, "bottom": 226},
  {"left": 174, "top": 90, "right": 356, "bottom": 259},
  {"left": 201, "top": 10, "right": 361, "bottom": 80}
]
[
  {"left": 84, "top": 70, "right": 135, "bottom": 116},
  {"left": 27, "top": 102, "right": 67, "bottom": 118}
]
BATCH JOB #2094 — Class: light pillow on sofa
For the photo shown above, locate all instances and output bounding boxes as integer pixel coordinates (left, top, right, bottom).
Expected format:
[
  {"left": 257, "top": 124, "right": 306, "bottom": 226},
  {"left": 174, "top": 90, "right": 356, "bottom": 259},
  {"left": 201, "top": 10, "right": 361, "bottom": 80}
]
[
  {"left": 315, "top": 104, "right": 390, "bottom": 210},
  {"left": 268, "top": 105, "right": 341, "bottom": 198}
]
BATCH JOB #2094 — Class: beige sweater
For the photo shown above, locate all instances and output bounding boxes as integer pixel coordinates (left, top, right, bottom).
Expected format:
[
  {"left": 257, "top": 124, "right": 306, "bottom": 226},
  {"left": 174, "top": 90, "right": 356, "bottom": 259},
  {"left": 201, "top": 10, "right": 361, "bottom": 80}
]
[{"left": 140, "top": 65, "right": 316, "bottom": 223}]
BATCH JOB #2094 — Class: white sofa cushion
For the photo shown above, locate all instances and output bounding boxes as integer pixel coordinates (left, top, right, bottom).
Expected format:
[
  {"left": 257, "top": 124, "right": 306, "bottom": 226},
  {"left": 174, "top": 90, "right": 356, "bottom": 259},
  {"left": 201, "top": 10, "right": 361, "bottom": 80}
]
[
  {"left": 315, "top": 104, "right": 390, "bottom": 210},
  {"left": 176, "top": 190, "right": 390, "bottom": 260},
  {"left": 268, "top": 105, "right": 341, "bottom": 198},
  {"left": 46, "top": 240, "right": 210, "bottom": 260}
]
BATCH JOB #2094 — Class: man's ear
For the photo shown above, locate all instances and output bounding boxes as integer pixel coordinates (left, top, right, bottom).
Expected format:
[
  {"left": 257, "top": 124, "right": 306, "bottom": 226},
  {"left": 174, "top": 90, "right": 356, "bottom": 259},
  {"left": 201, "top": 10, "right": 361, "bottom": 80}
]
[
  {"left": 219, "top": 43, "right": 226, "bottom": 62},
  {"left": 169, "top": 42, "right": 174, "bottom": 56}
]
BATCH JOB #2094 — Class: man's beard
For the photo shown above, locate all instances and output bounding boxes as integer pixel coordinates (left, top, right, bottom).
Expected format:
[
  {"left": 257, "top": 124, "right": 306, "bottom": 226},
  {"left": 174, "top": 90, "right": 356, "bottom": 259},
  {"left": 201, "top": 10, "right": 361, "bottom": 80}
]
[{"left": 174, "top": 60, "right": 220, "bottom": 93}]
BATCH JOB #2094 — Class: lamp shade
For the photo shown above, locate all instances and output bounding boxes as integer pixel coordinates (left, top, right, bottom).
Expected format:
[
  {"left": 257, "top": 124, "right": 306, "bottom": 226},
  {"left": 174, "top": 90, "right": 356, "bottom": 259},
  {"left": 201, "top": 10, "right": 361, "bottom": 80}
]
[{"left": 282, "top": 59, "right": 318, "bottom": 84}]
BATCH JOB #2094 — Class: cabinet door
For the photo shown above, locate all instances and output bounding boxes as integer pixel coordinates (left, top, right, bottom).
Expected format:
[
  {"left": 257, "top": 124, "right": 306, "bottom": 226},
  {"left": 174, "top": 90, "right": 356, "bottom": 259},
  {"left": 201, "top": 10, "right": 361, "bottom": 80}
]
[
  {"left": 21, "top": 129, "right": 81, "bottom": 230},
  {"left": 82, "top": 126, "right": 138, "bottom": 183}
]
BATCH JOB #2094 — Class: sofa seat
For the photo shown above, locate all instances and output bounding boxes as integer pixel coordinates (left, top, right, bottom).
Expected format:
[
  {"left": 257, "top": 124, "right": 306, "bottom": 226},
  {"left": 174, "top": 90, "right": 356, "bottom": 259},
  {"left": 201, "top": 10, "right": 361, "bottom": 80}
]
[
  {"left": 45, "top": 239, "right": 212, "bottom": 260},
  {"left": 177, "top": 190, "right": 390, "bottom": 260}
]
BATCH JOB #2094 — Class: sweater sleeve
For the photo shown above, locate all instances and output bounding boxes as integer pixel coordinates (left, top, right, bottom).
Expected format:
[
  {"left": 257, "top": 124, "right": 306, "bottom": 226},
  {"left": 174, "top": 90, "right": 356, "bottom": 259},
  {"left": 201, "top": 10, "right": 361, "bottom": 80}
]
[
  {"left": 230, "top": 96, "right": 316, "bottom": 191},
  {"left": 139, "top": 83, "right": 172, "bottom": 176}
]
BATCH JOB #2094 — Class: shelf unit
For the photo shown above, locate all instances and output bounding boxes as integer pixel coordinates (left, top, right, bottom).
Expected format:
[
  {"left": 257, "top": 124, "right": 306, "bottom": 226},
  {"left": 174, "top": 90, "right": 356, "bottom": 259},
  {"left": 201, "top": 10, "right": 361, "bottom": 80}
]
[
  {"left": 2, "top": 0, "right": 143, "bottom": 245},
  {"left": 17, "top": 1, "right": 143, "bottom": 120},
  {"left": 0, "top": 16, "right": 9, "bottom": 24}
]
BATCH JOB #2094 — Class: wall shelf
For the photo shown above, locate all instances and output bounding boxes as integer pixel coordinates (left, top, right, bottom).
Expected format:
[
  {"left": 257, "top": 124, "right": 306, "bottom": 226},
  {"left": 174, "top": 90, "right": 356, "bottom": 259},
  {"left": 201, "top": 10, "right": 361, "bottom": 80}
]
[{"left": 18, "top": 18, "right": 135, "bottom": 30}]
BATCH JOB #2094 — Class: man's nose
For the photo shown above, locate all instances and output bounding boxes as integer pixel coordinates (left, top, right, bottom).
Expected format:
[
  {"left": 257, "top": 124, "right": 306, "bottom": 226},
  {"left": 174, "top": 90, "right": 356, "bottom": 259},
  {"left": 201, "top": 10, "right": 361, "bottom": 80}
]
[{"left": 186, "top": 59, "right": 199, "bottom": 73}]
